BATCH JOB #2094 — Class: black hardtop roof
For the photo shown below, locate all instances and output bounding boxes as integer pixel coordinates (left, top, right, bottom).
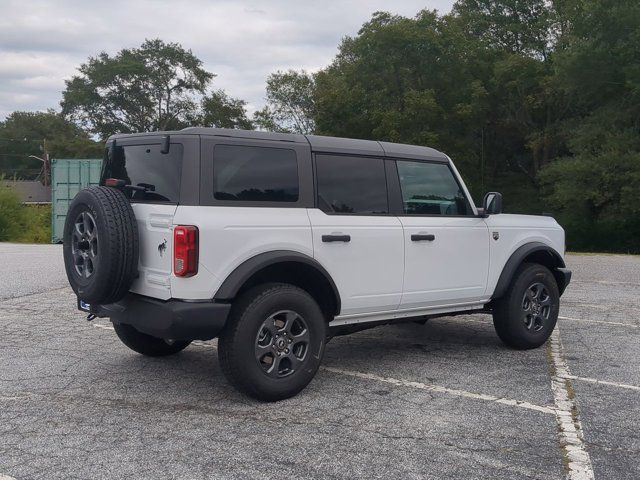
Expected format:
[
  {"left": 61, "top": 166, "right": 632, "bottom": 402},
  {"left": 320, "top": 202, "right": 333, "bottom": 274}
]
[{"left": 108, "top": 127, "right": 448, "bottom": 162}]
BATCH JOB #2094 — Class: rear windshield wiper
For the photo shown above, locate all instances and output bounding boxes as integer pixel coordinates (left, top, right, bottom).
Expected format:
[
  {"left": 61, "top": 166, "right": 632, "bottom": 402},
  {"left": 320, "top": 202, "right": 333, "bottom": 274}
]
[
  {"left": 104, "top": 178, "right": 156, "bottom": 193},
  {"left": 125, "top": 183, "right": 156, "bottom": 193}
]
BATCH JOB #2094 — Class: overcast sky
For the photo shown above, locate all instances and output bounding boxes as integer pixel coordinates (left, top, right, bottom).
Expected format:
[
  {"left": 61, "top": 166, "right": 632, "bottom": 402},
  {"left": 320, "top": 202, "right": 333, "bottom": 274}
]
[{"left": 0, "top": 0, "right": 455, "bottom": 121}]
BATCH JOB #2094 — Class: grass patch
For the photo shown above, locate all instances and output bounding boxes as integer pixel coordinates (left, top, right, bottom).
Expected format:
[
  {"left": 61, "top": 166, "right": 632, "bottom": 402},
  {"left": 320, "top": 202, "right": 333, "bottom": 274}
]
[{"left": 0, "top": 187, "right": 51, "bottom": 243}]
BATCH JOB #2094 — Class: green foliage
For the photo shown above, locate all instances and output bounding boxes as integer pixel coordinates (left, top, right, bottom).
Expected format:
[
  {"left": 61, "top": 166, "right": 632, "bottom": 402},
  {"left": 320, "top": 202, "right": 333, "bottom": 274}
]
[
  {"left": 0, "top": 186, "right": 50, "bottom": 243},
  {"left": 0, "top": 185, "right": 24, "bottom": 241},
  {"left": 0, "top": 110, "right": 102, "bottom": 179},
  {"left": 61, "top": 39, "right": 214, "bottom": 138},
  {"left": 20, "top": 205, "right": 52, "bottom": 243},
  {"left": 198, "top": 90, "right": 253, "bottom": 130},
  {"left": 305, "top": 1, "right": 640, "bottom": 252},
  {"left": 253, "top": 70, "right": 316, "bottom": 134}
]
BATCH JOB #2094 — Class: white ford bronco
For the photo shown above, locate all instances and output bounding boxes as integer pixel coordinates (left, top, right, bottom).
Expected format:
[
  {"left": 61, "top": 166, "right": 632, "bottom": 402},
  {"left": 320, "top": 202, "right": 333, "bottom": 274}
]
[{"left": 63, "top": 128, "right": 571, "bottom": 401}]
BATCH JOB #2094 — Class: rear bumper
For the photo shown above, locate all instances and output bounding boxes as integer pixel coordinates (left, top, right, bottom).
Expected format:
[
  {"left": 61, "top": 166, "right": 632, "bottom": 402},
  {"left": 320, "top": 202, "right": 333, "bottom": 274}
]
[
  {"left": 93, "top": 294, "right": 231, "bottom": 341},
  {"left": 556, "top": 267, "right": 572, "bottom": 296}
]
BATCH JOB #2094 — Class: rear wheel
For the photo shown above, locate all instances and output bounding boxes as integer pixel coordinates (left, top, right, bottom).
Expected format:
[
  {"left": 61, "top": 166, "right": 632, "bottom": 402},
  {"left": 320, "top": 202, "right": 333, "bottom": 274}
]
[
  {"left": 218, "top": 283, "right": 326, "bottom": 401},
  {"left": 113, "top": 323, "right": 191, "bottom": 357},
  {"left": 492, "top": 263, "right": 559, "bottom": 349}
]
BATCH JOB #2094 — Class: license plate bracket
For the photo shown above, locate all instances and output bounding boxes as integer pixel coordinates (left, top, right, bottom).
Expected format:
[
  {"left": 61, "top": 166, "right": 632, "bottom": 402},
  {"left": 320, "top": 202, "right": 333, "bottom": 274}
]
[{"left": 77, "top": 298, "right": 91, "bottom": 312}]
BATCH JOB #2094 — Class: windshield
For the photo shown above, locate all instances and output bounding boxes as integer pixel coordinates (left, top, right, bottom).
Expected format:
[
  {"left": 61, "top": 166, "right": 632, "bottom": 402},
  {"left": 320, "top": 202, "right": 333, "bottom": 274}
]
[{"left": 101, "top": 143, "right": 183, "bottom": 203}]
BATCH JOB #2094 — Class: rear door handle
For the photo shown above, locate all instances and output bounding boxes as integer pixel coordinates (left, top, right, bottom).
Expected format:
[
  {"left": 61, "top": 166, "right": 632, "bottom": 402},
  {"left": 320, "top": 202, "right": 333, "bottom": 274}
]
[
  {"left": 411, "top": 234, "right": 435, "bottom": 242},
  {"left": 322, "top": 234, "right": 351, "bottom": 243}
]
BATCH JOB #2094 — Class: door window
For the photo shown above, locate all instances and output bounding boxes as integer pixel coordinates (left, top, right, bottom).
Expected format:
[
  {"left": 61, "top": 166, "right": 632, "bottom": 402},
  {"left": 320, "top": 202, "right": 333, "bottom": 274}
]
[
  {"left": 396, "top": 161, "right": 471, "bottom": 215},
  {"left": 315, "top": 155, "right": 388, "bottom": 214}
]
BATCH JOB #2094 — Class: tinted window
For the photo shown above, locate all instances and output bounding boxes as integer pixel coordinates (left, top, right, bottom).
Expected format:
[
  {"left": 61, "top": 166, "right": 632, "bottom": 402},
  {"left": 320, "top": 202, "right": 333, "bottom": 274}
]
[
  {"left": 101, "top": 144, "right": 182, "bottom": 203},
  {"left": 316, "top": 155, "right": 388, "bottom": 214},
  {"left": 213, "top": 145, "right": 298, "bottom": 202},
  {"left": 397, "top": 161, "right": 470, "bottom": 215}
]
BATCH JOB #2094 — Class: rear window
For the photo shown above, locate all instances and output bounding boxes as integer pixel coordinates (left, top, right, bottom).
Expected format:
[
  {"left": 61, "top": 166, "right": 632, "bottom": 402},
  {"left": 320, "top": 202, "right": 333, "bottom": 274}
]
[
  {"left": 213, "top": 144, "right": 298, "bottom": 202},
  {"left": 101, "top": 144, "right": 183, "bottom": 203}
]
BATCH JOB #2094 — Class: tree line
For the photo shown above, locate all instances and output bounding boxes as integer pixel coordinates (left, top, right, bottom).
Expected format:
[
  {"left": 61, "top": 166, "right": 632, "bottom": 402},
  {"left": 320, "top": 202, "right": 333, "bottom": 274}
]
[{"left": 1, "top": 0, "right": 638, "bottom": 252}]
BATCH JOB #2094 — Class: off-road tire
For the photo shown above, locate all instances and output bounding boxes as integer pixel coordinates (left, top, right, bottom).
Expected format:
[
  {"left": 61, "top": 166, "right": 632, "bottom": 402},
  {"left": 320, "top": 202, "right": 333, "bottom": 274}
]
[
  {"left": 113, "top": 323, "right": 191, "bottom": 357},
  {"left": 63, "top": 186, "right": 138, "bottom": 304},
  {"left": 493, "top": 263, "right": 560, "bottom": 349},
  {"left": 218, "top": 283, "right": 326, "bottom": 402}
]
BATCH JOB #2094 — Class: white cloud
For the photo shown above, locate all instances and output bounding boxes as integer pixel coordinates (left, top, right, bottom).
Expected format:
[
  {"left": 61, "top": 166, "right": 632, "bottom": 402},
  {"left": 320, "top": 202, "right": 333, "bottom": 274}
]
[{"left": 0, "top": 0, "right": 455, "bottom": 120}]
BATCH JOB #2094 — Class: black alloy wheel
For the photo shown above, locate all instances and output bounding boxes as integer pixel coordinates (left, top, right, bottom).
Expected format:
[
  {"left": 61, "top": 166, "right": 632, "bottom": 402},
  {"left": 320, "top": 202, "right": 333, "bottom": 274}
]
[{"left": 255, "top": 310, "right": 310, "bottom": 378}]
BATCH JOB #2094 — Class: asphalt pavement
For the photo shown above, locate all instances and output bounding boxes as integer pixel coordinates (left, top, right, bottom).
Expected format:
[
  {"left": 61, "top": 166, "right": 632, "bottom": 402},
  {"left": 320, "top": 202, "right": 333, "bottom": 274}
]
[{"left": 0, "top": 244, "right": 638, "bottom": 479}]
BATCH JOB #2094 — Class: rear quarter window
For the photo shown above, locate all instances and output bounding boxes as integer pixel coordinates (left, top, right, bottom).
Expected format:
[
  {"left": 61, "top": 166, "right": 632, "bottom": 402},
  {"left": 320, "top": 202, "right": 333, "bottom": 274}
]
[{"left": 213, "top": 144, "right": 299, "bottom": 202}]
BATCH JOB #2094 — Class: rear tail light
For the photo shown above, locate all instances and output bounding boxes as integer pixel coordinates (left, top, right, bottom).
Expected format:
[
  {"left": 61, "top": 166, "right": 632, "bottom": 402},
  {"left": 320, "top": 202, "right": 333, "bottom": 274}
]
[{"left": 174, "top": 225, "right": 198, "bottom": 277}]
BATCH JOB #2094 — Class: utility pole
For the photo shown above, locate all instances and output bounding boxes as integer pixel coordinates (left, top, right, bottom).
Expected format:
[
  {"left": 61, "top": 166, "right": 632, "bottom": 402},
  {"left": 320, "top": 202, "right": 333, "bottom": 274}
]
[
  {"left": 28, "top": 138, "right": 50, "bottom": 186},
  {"left": 43, "top": 138, "right": 50, "bottom": 187}
]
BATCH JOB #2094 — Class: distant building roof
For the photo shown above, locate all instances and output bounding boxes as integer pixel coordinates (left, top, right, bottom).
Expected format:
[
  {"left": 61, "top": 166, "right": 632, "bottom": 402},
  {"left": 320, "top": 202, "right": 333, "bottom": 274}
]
[{"left": 1, "top": 180, "right": 51, "bottom": 204}]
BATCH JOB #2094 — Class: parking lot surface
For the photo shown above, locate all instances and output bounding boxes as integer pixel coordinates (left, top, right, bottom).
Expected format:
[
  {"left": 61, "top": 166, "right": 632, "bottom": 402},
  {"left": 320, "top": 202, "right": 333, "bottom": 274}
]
[{"left": 0, "top": 244, "right": 638, "bottom": 479}]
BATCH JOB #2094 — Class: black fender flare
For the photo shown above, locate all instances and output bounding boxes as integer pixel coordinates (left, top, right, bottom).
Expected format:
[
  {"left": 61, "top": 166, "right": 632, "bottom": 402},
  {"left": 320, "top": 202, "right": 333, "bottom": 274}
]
[
  {"left": 492, "top": 242, "right": 566, "bottom": 299},
  {"left": 213, "top": 250, "right": 341, "bottom": 315}
]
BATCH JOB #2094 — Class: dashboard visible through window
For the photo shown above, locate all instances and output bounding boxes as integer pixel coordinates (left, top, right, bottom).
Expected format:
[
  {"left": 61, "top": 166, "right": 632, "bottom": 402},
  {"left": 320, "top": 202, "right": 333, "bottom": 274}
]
[{"left": 396, "top": 160, "right": 471, "bottom": 216}]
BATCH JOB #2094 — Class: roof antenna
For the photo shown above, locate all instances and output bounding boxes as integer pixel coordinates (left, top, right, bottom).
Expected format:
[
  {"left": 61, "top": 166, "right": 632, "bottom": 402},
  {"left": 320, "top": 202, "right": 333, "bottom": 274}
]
[{"left": 160, "top": 135, "right": 170, "bottom": 154}]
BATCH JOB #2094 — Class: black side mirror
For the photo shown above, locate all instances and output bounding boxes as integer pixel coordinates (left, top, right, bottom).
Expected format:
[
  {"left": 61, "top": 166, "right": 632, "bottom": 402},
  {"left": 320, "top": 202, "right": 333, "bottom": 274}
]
[{"left": 482, "top": 192, "right": 503, "bottom": 215}]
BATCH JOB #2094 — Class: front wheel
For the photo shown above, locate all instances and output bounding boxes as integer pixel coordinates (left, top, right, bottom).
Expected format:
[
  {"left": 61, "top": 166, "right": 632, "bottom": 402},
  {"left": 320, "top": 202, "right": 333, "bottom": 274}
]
[
  {"left": 113, "top": 323, "right": 191, "bottom": 357},
  {"left": 218, "top": 283, "right": 326, "bottom": 401},
  {"left": 492, "top": 263, "right": 560, "bottom": 349}
]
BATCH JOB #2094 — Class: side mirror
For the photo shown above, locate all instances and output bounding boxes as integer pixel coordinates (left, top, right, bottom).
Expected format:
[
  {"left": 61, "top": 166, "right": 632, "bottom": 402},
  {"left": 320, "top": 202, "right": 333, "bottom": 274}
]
[{"left": 481, "top": 192, "right": 503, "bottom": 216}]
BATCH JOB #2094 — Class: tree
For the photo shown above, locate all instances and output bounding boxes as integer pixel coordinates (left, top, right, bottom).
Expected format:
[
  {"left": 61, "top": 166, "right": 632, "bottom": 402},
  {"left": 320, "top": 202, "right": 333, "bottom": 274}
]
[
  {"left": 314, "top": 10, "right": 493, "bottom": 190},
  {"left": 539, "top": 0, "right": 640, "bottom": 252},
  {"left": 61, "top": 39, "right": 214, "bottom": 138},
  {"left": 198, "top": 90, "right": 253, "bottom": 130},
  {"left": 0, "top": 110, "right": 102, "bottom": 179},
  {"left": 452, "top": 0, "right": 554, "bottom": 59},
  {"left": 253, "top": 70, "right": 316, "bottom": 134}
]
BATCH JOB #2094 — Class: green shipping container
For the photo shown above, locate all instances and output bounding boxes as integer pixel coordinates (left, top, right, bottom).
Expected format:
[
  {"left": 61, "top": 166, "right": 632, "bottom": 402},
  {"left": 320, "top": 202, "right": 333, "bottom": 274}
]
[{"left": 51, "top": 158, "right": 102, "bottom": 243}]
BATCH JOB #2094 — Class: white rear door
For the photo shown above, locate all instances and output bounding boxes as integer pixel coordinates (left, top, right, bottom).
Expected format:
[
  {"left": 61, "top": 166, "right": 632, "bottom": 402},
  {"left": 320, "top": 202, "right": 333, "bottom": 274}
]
[
  {"left": 129, "top": 203, "right": 177, "bottom": 300},
  {"left": 102, "top": 135, "right": 198, "bottom": 300},
  {"left": 309, "top": 154, "right": 404, "bottom": 316}
]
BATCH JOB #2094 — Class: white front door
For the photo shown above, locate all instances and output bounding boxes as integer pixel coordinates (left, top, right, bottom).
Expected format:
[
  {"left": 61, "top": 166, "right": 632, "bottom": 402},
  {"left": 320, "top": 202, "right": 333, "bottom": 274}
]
[
  {"left": 394, "top": 160, "right": 490, "bottom": 309},
  {"left": 400, "top": 216, "right": 489, "bottom": 308}
]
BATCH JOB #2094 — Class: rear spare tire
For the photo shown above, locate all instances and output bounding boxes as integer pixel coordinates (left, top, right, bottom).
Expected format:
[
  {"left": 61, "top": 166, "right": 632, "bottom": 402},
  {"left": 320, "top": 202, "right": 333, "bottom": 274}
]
[{"left": 63, "top": 186, "right": 139, "bottom": 304}]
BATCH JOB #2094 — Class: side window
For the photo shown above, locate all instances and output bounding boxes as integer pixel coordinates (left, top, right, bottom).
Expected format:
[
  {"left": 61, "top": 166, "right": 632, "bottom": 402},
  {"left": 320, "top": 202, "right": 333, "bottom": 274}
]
[
  {"left": 396, "top": 161, "right": 471, "bottom": 216},
  {"left": 315, "top": 154, "right": 388, "bottom": 214},
  {"left": 213, "top": 144, "right": 298, "bottom": 202}
]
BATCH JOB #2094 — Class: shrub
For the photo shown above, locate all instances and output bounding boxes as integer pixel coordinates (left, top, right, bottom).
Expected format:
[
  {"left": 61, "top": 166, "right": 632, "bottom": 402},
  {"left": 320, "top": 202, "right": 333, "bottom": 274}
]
[{"left": 0, "top": 186, "right": 25, "bottom": 242}]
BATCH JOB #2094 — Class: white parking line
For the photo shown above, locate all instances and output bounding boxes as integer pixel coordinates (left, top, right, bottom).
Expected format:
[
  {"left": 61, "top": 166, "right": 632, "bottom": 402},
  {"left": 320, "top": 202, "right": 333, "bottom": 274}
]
[
  {"left": 321, "top": 366, "right": 556, "bottom": 415},
  {"left": 563, "top": 375, "right": 640, "bottom": 392},
  {"left": 0, "top": 474, "right": 17, "bottom": 480},
  {"left": 548, "top": 328, "right": 594, "bottom": 480},
  {"left": 92, "top": 323, "right": 114, "bottom": 330},
  {"left": 559, "top": 316, "right": 639, "bottom": 328}
]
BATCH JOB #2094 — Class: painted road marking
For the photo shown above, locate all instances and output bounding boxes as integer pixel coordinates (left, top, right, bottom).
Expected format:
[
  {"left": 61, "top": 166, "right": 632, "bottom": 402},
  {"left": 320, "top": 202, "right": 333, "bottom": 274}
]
[
  {"left": 0, "top": 474, "right": 17, "bottom": 480},
  {"left": 559, "top": 315, "right": 639, "bottom": 328},
  {"left": 563, "top": 374, "right": 640, "bottom": 392},
  {"left": 321, "top": 366, "right": 556, "bottom": 415},
  {"left": 92, "top": 323, "right": 114, "bottom": 330},
  {"left": 548, "top": 328, "right": 594, "bottom": 480}
]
